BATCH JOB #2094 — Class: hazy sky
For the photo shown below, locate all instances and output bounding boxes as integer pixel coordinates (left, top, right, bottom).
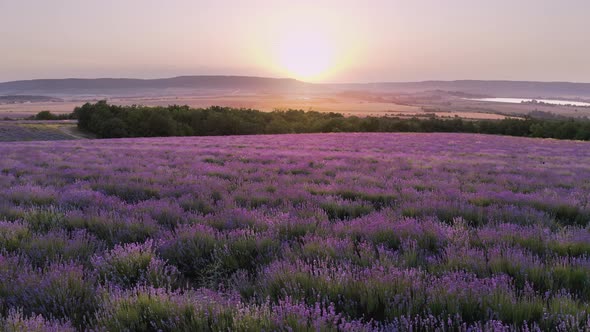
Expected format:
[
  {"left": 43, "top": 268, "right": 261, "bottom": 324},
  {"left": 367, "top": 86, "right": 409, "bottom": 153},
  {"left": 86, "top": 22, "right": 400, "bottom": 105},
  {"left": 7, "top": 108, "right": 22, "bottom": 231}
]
[{"left": 1, "top": 0, "right": 589, "bottom": 83}]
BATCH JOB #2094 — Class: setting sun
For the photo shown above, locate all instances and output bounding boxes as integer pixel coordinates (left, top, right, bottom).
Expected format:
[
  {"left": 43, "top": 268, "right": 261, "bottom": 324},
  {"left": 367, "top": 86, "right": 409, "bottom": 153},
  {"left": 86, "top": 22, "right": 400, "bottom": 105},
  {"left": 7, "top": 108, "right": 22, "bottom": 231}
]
[{"left": 275, "top": 29, "right": 336, "bottom": 81}]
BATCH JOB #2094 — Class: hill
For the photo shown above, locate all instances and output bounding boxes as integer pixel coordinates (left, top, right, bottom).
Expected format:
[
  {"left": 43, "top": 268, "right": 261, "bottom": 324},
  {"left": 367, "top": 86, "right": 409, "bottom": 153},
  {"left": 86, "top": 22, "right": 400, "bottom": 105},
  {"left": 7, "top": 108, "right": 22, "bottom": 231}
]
[
  {"left": 0, "top": 76, "right": 310, "bottom": 96},
  {"left": 0, "top": 95, "right": 63, "bottom": 103},
  {"left": 2, "top": 76, "right": 590, "bottom": 99},
  {"left": 331, "top": 80, "right": 590, "bottom": 98}
]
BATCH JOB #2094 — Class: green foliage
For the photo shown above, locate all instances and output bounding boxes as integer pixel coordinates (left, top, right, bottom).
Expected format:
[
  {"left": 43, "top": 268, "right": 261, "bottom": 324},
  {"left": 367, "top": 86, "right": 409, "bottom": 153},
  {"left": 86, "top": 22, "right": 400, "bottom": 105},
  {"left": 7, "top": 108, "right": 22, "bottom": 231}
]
[
  {"left": 319, "top": 202, "right": 374, "bottom": 221},
  {"left": 91, "top": 182, "right": 160, "bottom": 203},
  {"left": 0, "top": 308, "right": 77, "bottom": 332},
  {"left": 95, "top": 288, "right": 236, "bottom": 332},
  {"left": 64, "top": 212, "right": 158, "bottom": 246},
  {"left": 11, "top": 263, "right": 99, "bottom": 328},
  {"left": 92, "top": 241, "right": 179, "bottom": 288},
  {"left": 157, "top": 227, "right": 218, "bottom": 283},
  {"left": 23, "top": 208, "right": 65, "bottom": 233},
  {"left": 0, "top": 221, "right": 30, "bottom": 252},
  {"left": 72, "top": 101, "right": 590, "bottom": 141},
  {"left": 29, "top": 110, "right": 74, "bottom": 120},
  {"left": 22, "top": 231, "right": 101, "bottom": 267}
]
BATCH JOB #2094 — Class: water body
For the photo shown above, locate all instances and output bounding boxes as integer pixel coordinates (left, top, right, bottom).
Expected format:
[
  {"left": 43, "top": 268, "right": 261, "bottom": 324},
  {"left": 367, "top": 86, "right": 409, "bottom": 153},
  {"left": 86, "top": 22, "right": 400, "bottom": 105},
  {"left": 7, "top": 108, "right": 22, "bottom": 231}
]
[{"left": 468, "top": 98, "right": 590, "bottom": 107}]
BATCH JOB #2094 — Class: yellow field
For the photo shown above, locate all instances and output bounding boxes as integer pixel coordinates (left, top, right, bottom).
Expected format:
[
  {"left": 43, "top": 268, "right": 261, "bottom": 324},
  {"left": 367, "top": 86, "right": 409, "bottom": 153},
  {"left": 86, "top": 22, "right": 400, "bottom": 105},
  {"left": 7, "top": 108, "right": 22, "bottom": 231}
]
[{"left": 0, "top": 92, "right": 516, "bottom": 120}]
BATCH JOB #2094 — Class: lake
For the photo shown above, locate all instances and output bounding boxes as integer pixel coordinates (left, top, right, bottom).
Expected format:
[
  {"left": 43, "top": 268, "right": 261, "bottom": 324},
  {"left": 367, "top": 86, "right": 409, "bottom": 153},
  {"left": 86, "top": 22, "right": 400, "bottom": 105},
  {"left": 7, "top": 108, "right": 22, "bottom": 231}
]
[{"left": 468, "top": 97, "right": 590, "bottom": 107}]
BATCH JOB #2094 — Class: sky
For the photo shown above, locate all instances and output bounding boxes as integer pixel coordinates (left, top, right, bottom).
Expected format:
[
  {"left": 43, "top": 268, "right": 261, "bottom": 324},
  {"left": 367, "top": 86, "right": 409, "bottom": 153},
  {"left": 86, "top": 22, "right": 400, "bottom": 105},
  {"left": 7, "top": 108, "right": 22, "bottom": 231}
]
[{"left": 1, "top": 0, "right": 589, "bottom": 83}]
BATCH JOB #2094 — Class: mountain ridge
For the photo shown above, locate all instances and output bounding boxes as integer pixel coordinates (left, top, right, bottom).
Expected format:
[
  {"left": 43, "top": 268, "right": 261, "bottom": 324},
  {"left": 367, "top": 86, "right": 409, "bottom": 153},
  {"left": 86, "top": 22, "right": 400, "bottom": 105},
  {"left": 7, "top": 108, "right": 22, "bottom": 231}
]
[{"left": 2, "top": 76, "right": 590, "bottom": 98}]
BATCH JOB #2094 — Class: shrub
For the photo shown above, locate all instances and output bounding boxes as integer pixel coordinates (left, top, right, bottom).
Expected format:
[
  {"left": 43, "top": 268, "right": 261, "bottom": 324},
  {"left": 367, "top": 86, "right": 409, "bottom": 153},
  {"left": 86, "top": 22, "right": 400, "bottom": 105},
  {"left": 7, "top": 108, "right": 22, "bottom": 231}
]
[
  {"left": 157, "top": 224, "right": 218, "bottom": 283},
  {"left": 64, "top": 210, "right": 159, "bottom": 246},
  {"left": 92, "top": 240, "right": 179, "bottom": 287},
  {"left": 0, "top": 259, "right": 98, "bottom": 329},
  {"left": 95, "top": 287, "right": 236, "bottom": 331},
  {"left": 319, "top": 201, "right": 374, "bottom": 221},
  {"left": 0, "top": 220, "right": 30, "bottom": 252},
  {"left": 1, "top": 308, "right": 76, "bottom": 332},
  {"left": 23, "top": 208, "right": 65, "bottom": 233},
  {"left": 22, "top": 230, "right": 102, "bottom": 266}
]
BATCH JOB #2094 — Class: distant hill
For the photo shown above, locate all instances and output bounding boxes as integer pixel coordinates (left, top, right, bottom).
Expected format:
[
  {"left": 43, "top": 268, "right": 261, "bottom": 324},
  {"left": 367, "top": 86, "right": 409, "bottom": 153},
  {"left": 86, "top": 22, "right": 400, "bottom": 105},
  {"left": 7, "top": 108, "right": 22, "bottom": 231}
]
[
  {"left": 1, "top": 76, "right": 590, "bottom": 99},
  {"left": 332, "top": 80, "right": 590, "bottom": 98},
  {"left": 0, "top": 95, "right": 63, "bottom": 103},
  {"left": 0, "top": 76, "right": 310, "bottom": 96}
]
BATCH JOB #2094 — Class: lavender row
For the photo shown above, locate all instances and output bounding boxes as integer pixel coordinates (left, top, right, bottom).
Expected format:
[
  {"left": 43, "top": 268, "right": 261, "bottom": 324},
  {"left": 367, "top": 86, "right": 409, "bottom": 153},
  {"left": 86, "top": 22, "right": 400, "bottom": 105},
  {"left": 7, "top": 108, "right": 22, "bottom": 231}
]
[{"left": 0, "top": 133, "right": 589, "bottom": 330}]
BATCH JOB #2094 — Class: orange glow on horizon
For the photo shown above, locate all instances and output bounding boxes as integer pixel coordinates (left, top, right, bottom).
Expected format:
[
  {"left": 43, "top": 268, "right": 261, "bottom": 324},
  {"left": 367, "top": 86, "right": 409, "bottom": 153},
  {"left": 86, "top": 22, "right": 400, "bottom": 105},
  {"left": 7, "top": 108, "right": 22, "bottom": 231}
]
[
  {"left": 248, "top": 10, "right": 364, "bottom": 83},
  {"left": 274, "top": 28, "right": 337, "bottom": 81}
]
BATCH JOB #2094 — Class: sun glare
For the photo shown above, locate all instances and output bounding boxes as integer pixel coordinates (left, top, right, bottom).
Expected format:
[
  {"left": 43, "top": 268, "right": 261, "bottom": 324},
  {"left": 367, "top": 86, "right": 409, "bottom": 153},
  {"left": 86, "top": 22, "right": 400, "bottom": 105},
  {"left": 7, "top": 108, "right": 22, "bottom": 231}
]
[{"left": 275, "top": 29, "right": 336, "bottom": 81}]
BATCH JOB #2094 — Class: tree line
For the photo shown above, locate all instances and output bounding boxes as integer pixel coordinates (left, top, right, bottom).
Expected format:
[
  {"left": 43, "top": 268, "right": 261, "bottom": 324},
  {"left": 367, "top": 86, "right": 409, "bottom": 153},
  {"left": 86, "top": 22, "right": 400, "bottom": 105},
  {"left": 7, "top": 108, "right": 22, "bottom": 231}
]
[
  {"left": 35, "top": 100, "right": 590, "bottom": 140},
  {"left": 28, "top": 110, "right": 76, "bottom": 120}
]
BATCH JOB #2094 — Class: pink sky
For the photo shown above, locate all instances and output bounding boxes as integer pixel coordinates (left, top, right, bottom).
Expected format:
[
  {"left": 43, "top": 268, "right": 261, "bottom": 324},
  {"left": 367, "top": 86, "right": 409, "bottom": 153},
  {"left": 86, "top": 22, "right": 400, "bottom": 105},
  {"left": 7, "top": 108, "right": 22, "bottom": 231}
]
[{"left": 1, "top": 0, "right": 589, "bottom": 83}]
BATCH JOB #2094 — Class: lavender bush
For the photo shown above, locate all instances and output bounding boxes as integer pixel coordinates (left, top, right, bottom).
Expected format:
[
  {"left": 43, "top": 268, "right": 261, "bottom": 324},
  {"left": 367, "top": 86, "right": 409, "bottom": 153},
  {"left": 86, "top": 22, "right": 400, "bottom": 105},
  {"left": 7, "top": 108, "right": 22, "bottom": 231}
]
[{"left": 0, "top": 133, "right": 589, "bottom": 330}]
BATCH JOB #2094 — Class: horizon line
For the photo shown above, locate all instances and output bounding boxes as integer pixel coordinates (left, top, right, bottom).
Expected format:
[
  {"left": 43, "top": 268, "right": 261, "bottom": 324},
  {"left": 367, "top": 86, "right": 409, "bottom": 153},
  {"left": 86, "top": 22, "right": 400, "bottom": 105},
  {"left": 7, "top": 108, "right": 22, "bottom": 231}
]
[{"left": 2, "top": 75, "right": 590, "bottom": 85}]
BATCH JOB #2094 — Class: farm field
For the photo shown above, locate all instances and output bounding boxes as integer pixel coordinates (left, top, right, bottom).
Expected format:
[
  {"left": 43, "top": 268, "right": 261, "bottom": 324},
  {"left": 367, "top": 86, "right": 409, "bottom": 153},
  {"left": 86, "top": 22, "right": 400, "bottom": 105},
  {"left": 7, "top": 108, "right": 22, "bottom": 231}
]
[
  {"left": 3, "top": 78, "right": 590, "bottom": 120},
  {"left": 0, "top": 133, "right": 589, "bottom": 330},
  {"left": 0, "top": 92, "right": 514, "bottom": 120},
  {"left": 0, "top": 121, "right": 85, "bottom": 142}
]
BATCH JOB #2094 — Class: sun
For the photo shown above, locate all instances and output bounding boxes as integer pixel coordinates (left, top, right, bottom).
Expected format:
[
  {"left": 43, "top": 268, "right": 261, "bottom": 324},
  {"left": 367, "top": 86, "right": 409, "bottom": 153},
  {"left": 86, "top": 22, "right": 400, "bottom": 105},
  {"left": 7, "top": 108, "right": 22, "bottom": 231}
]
[{"left": 274, "top": 29, "right": 336, "bottom": 81}]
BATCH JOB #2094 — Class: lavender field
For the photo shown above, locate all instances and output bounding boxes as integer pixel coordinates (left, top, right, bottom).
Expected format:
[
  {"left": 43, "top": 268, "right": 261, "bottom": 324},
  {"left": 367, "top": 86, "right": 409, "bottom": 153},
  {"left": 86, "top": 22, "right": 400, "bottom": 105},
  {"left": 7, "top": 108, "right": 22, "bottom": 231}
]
[
  {"left": 0, "top": 123, "right": 78, "bottom": 142},
  {"left": 0, "top": 133, "right": 589, "bottom": 331}
]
